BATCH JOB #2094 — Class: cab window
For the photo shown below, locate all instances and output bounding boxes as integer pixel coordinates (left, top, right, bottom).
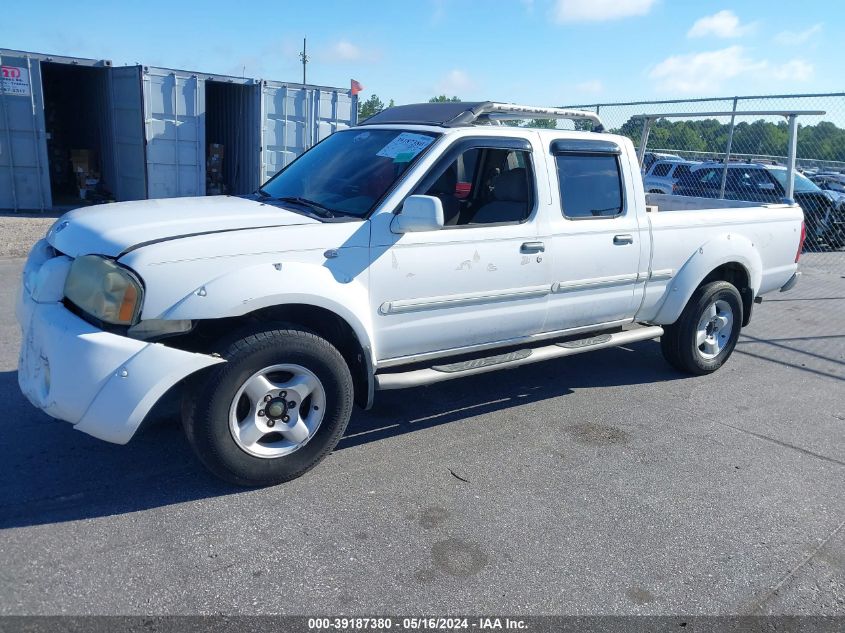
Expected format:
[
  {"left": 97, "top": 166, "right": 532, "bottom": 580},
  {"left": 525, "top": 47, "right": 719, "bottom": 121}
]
[
  {"left": 556, "top": 154, "right": 624, "bottom": 219},
  {"left": 416, "top": 148, "right": 535, "bottom": 226}
]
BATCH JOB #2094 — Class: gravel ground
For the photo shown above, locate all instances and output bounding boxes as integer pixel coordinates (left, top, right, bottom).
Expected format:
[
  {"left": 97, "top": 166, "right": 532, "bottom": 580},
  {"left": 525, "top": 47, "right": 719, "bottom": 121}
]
[
  {"left": 0, "top": 213, "right": 60, "bottom": 258},
  {"left": 0, "top": 253, "right": 843, "bottom": 616}
]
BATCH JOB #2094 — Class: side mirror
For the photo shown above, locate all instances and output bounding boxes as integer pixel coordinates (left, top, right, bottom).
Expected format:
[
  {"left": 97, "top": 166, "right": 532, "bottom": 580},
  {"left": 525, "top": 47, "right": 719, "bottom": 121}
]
[{"left": 391, "top": 195, "right": 444, "bottom": 234}]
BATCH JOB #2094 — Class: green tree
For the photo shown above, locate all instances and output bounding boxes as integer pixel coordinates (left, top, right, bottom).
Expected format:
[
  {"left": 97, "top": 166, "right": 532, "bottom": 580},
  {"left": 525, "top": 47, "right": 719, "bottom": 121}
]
[
  {"left": 502, "top": 118, "right": 557, "bottom": 128},
  {"left": 429, "top": 95, "right": 461, "bottom": 102},
  {"left": 358, "top": 94, "right": 392, "bottom": 121},
  {"left": 611, "top": 115, "right": 845, "bottom": 162},
  {"left": 526, "top": 118, "right": 557, "bottom": 129}
]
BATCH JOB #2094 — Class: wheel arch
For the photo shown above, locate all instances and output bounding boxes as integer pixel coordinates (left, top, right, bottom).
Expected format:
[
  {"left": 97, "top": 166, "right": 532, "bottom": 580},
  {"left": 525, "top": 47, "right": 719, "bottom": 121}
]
[
  {"left": 157, "top": 262, "right": 377, "bottom": 409},
  {"left": 176, "top": 303, "right": 375, "bottom": 410},
  {"left": 652, "top": 233, "right": 761, "bottom": 326}
]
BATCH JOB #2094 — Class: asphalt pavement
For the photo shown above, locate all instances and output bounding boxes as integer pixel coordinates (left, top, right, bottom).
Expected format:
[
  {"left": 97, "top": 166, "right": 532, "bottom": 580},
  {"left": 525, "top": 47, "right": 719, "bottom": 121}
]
[{"left": 0, "top": 254, "right": 843, "bottom": 615}]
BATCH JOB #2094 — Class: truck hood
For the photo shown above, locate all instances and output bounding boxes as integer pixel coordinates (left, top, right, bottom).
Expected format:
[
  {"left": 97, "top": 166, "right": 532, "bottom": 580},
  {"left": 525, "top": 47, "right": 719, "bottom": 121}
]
[{"left": 47, "top": 195, "right": 319, "bottom": 258}]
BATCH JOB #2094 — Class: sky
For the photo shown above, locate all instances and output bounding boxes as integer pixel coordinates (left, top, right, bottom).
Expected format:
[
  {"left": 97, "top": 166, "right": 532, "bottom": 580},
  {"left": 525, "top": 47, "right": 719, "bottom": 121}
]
[{"left": 4, "top": 0, "right": 843, "bottom": 107}]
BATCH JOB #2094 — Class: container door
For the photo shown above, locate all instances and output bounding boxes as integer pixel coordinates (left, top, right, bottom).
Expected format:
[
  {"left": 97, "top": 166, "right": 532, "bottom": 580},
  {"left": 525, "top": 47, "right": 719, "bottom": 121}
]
[
  {"left": 109, "top": 65, "right": 146, "bottom": 201},
  {"left": 260, "top": 83, "right": 308, "bottom": 185},
  {"left": 312, "top": 88, "right": 355, "bottom": 145},
  {"left": 142, "top": 68, "right": 204, "bottom": 198},
  {"left": 0, "top": 54, "right": 50, "bottom": 211}
]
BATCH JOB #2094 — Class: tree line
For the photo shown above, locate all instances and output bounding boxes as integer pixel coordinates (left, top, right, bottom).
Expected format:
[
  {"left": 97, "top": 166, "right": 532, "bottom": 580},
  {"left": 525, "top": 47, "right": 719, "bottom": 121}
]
[{"left": 614, "top": 117, "right": 845, "bottom": 162}]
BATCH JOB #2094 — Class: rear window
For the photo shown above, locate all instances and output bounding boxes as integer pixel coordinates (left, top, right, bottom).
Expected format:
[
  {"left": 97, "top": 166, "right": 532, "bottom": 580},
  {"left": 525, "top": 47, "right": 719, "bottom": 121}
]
[
  {"left": 652, "top": 163, "right": 672, "bottom": 177},
  {"left": 769, "top": 169, "right": 821, "bottom": 193},
  {"left": 693, "top": 168, "right": 720, "bottom": 185},
  {"left": 673, "top": 164, "right": 691, "bottom": 178},
  {"left": 556, "top": 155, "right": 624, "bottom": 219}
]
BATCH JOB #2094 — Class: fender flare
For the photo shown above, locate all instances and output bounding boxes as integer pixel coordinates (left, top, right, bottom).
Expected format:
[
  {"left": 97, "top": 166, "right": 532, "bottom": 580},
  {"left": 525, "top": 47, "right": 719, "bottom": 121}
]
[
  {"left": 160, "top": 260, "right": 378, "bottom": 367},
  {"left": 652, "top": 232, "right": 762, "bottom": 325}
]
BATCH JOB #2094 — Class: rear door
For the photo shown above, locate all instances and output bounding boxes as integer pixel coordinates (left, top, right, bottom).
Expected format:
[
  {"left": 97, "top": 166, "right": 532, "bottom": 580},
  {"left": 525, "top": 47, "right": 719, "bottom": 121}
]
[
  {"left": 109, "top": 65, "right": 146, "bottom": 201},
  {"left": 260, "top": 84, "right": 356, "bottom": 186},
  {"left": 260, "top": 83, "right": 309, "bottom": 185},
  {"left": 542, "top": 138, "right": 644, "bottom": 332},
  {"left": 0, "top": 53, "right": 50, "bottom": 210},
  {"left": 142, "top": 67, "right": 204, "bottom": 198}
]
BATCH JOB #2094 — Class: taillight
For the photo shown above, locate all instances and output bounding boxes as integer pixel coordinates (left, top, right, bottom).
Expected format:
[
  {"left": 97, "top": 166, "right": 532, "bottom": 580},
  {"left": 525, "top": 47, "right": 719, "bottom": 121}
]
[{"left": 795, "top": 220, "right": 806, "bottom": 262}]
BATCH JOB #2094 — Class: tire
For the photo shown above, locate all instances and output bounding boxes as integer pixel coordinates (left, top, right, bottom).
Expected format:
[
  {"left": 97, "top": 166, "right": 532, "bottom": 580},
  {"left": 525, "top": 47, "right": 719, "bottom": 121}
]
[
  {"left": 660, "top": 281, "right": 743, "bottom": 375},
  {"left": 183, "top": 324, "right": 354, "bottom": 486}
]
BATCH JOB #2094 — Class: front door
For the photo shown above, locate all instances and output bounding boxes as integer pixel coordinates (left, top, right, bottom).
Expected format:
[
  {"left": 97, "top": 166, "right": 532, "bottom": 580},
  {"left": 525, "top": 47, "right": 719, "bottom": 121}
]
[{"left": 369, "top": 136, "right": 550, "bottom": 364}]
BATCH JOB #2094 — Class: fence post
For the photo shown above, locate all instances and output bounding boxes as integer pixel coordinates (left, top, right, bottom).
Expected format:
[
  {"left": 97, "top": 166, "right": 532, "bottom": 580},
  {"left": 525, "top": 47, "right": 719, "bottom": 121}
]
[
  {"left": 637, "top": 117, "right": 652, "bottom": 167},
  {"left": 785, "top": 114, "right": 798, "bottom": 201},
  {"left": 718, "top": 96, "right": 739, "bottom": 199}
]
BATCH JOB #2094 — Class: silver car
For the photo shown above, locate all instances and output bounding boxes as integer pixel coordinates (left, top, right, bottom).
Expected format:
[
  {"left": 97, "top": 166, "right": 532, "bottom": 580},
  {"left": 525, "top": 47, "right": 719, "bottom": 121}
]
[{"left": 642, "top": 159, "right": 697, "bottom": 194}]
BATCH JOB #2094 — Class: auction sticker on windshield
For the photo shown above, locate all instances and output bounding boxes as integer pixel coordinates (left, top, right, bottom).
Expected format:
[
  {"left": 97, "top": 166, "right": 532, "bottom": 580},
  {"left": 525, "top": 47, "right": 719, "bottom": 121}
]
[{"left": 376, "top": 133, "right": 435, "bottom": 162}]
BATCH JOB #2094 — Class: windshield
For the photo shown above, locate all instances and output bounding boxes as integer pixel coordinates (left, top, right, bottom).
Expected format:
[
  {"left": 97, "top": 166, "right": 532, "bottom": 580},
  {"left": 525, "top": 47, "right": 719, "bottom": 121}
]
[
  {"left": 259, "top": 129, "right": 440, "bottom": 217},
  {"left": 769, "top": 169, "right": 821, "bottom": 193}
]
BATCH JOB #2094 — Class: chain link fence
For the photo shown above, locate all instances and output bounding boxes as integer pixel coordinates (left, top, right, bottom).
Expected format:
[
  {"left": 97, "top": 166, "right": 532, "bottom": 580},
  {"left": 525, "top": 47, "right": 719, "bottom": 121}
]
[
  {"left": 563, "top": 93, "right": 844, "bottom": 382},
  {"left": 564, "top": 93, "right": 845, "bottom": 252}
]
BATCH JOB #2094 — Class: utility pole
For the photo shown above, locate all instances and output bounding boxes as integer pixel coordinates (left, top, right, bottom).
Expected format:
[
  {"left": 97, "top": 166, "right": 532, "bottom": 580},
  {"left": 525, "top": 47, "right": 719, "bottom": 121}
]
[
  {"left": 299, "top": 37, "right": 308, "bottom": 85},
  {"left": 300, "top": 37, "right": 310, "bottom": 149}
]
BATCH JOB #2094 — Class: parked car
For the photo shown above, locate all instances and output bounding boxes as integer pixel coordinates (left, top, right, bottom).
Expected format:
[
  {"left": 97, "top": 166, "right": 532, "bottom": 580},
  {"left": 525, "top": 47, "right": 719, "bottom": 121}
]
[
  {"left": 18, "top": 101, "right": 804, "bottom": 486},
  {"left": 673, "top": 161, "right": 843, "bottom": 251},
  {"left": 641, "top": 151, "right": 682, "bottom": 173},
  {"left": 810, "top": 173, "right": 845, "bottom": 200},
  {"left": 643, "top": 159, "right": 697, "bottom": 194}
]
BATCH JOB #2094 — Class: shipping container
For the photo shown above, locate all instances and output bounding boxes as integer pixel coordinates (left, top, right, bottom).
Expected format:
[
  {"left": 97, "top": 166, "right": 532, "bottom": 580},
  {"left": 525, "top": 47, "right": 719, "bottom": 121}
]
[
  {"left": 0, "top": 49, "right": 146, "bottom": 211},
  {"left": 260, "top": 81, "right": 356, "bottom": 184},
  {"left": 1, "top": 49, "right": 356, "bottom": 211}
]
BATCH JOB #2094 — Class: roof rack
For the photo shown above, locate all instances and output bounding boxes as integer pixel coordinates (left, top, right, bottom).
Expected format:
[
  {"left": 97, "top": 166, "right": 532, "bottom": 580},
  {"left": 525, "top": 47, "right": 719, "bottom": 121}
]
[{"left": 359, "top": 101, "right": 605, "bottom": 131}]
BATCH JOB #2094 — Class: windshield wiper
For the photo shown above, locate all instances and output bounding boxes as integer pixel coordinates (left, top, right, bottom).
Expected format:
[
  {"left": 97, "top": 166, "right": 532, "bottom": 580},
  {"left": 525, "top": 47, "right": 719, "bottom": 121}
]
[{"left": 270, "top": 196, "right": 339, "bottom": 218}]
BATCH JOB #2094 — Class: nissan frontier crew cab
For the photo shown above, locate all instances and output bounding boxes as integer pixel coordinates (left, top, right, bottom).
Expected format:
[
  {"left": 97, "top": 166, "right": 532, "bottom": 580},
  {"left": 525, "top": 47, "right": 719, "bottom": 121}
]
[{"left": 17, "top": 102, "right": 805, "bottom": 486}]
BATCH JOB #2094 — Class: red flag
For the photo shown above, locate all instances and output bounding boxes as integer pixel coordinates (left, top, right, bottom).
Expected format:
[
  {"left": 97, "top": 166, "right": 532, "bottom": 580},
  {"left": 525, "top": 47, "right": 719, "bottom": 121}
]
[{"left": 350, "top": 79, "right": 363, "bottom": 96}]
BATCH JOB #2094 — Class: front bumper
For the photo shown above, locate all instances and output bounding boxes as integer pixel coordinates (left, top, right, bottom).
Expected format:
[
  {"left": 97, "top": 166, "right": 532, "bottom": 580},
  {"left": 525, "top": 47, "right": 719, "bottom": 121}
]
[{"left": 17, "top": 240, "right": 224, "bottom": 444}]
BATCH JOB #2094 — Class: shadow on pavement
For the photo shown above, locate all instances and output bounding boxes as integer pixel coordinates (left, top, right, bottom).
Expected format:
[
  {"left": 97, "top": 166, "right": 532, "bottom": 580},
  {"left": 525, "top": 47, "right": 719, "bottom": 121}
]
[{"left": 1, "top": 341, "right": 682, "bottom": 529}]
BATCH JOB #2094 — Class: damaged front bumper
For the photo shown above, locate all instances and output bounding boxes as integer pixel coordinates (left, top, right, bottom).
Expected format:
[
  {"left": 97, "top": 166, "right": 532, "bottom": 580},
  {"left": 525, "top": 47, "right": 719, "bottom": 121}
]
[{"left": 16, "top": 240, "right": 224, "bottom": 444}]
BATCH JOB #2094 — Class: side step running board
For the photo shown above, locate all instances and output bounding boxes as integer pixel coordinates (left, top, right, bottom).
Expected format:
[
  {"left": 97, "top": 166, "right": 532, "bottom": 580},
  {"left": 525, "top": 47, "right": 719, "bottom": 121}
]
[{"left": 374, "top": 326, "right": 664, "bottom": 390}]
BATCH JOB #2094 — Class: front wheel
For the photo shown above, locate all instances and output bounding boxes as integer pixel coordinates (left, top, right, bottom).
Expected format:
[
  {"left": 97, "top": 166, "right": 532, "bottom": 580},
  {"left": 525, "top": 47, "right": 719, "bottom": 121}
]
[
  {"left": 660, "top": 281, "right": 743, "bottom": 375},
  {"left": 183, "top": 325, "right": 354, "bottom": 486}
]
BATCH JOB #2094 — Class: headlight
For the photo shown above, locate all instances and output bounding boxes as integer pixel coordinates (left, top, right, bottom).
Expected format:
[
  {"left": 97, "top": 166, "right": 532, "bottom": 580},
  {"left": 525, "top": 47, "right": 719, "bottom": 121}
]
[{"left": 64, "top": 255, "right": 143, "bottom": 325}]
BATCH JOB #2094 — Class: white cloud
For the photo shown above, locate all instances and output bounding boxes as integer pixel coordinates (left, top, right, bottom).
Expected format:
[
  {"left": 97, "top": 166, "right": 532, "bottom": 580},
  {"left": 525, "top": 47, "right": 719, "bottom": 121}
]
[
  {"left": 436, "top": 69, "right": 476, "bottom": 95},
  {"left": 687, "top": 10, "right": 755, "bottom": 38},
  {"left": 774, "top": 24, "right": 823, "bottom": 45},
  {"left": 772, "top": 59, "right": 814, "bottom": 81},
  {"left": 575, "top": 79, "right": 604, "bottom": 93},
  {"left": 648, "top": 46, "right": 815, "bottom": 94},
  {"left": 551, "top": 0, "right": 657, "bottom": 24},
  {"left": 319, "top": 39, "right": 380, "bottom": 63},
  {"left": 648, "top": 46, "right": 765, "bottom": 93}
]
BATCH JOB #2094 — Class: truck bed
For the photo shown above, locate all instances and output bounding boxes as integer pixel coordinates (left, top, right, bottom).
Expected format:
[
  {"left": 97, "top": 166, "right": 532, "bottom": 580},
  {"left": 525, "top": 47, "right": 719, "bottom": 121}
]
[
  {"left": 634, "top": 194, "right": 803, "bottom": 324},
  {"left": 645, "top": 192, "right": 793, "bottom": 213}
]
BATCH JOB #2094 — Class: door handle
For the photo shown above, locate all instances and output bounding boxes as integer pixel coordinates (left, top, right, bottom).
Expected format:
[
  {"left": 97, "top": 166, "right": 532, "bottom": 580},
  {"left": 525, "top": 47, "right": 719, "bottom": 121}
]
[
  {"left": 520, "top": 241, "right": 545, "bottom": 254},
  {"left": 613, "top": 234, "right": 633, "bottom": 245}
]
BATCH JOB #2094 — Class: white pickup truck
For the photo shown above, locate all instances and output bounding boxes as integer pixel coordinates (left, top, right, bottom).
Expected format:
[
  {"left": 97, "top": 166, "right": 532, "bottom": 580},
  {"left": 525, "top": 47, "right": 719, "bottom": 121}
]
[{"left": 17, "top": 102, "right": 805, "bottom": 486}]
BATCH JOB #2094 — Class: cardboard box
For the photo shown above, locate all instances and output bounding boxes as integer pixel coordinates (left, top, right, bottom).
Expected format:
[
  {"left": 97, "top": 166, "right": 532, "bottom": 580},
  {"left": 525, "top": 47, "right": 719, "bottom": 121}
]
[{"left": 70, "top": 149, "right": 95, "bottom": 173}]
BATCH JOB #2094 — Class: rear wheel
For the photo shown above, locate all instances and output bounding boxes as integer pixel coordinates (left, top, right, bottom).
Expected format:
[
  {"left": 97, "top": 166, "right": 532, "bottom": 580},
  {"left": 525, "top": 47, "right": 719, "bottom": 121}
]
[
  {"left": 183, "top": 325, "right": 353, "bottom": 486},
  {"left": 660, "top": 281, "right": 743, "bottom": 375}
]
